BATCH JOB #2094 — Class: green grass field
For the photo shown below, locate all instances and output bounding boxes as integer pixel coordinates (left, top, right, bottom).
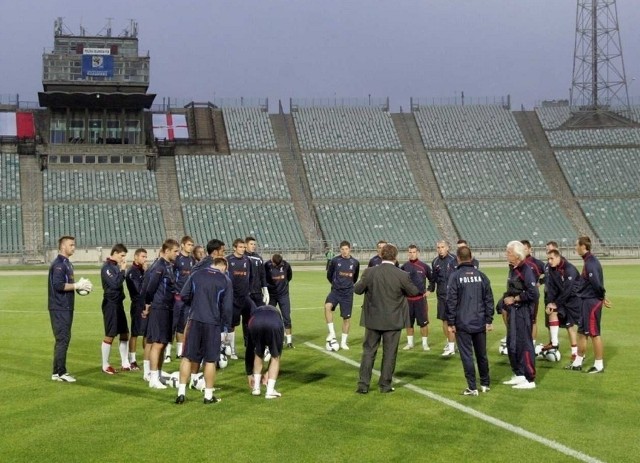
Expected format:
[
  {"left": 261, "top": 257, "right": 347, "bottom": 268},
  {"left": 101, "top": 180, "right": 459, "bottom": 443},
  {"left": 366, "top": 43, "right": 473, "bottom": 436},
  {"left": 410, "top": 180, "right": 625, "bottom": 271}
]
[{"left": 1, "top": 263, "right": 638, "bottom": 462}]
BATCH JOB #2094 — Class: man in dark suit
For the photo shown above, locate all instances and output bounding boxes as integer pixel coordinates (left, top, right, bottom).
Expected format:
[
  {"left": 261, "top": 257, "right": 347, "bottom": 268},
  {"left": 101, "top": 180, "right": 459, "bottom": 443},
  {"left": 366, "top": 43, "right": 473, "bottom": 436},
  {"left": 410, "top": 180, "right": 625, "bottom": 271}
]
[{"left": 354, "top": 244, "right": 419, "bottom": 394}]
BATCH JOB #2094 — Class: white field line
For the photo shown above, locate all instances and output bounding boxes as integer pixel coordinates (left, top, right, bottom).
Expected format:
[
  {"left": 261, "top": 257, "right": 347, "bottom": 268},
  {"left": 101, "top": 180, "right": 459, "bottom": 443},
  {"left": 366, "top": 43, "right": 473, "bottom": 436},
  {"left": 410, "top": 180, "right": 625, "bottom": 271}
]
[{"left": 305, "top": 341, "right": 605, "bottom": 463}]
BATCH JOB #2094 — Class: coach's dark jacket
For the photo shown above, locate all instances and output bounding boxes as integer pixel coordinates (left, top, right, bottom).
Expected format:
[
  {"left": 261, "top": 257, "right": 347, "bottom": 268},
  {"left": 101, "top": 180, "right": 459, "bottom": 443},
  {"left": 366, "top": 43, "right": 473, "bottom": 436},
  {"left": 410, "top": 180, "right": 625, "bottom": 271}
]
[
  {"left": 354, "top": 262, "right": 419, "bottom": 330},
  {"left": 445, "top": 262, "right": 494, "bottom": 333}
]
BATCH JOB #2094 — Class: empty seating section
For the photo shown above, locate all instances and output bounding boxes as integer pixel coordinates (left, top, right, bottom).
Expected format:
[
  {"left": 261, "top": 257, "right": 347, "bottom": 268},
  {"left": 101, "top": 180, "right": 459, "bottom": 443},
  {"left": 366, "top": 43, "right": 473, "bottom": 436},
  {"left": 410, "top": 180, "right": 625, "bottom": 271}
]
[
  {"left": 44, "top": 170, "right": 158, "bottom": 200},
  {"left": 0, "top": 153, "right": 20, "bottom": 199},
  {"left": 315, "top": 202, "right": 439, "bottom": 249},
  {"left": 0, "top": 204, "right": 22, "bottom": 253},
  {"left": 303, "top": 152, "right": 419, "bottom": 199},
  {"left": 448, "top": 200, "right": 576, "bottom": 248},
  {"left": 555, "top": 149, "right": 640, "bottom": 196},
  {"left": 535, "top": 107, "right": 571, "bottom": 129},
  {"left": 546, "top": 129, "right": 640, "bottom": 147},
  {"left": 293, "top": 107, "right": 401, "bottom": 150},
  {"left": 414, "top": 105, "right": 526, "bottom": 148},
  {"left": 580, "top": 199, "right": 640, "bottom": 246},
  {"left": 44, "top": 204, "right": 165, "bottom": 248},
  {"left": 429, "top": 151, "right": 550, "bottom": 199},
  {"left": 223, "top": 108, "right": 277, "bottom": 150},
  {"left": 176, "top": 154, "right": 291, "bottom": 200},
  {"left": 183, "top": 203, "right": 307, "bottom": 250}
]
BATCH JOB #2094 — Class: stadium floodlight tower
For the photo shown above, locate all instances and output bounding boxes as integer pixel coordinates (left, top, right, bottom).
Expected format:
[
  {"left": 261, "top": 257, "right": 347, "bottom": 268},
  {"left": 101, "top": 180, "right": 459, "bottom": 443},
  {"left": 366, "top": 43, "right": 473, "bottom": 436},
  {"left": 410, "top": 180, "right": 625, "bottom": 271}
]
[{"left": 567, "top": 0, "right": 634, "bottom": 127}]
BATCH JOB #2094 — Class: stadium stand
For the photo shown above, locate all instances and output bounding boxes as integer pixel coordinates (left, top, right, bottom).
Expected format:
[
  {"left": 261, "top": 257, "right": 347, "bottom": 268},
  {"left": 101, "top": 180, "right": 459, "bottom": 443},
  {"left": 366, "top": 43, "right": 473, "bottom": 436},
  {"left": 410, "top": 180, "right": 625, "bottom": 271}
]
[
  {"left": 175, "top": 154, "right": 291, "bottom": 200},
  {"left": 447, "top": 199, "right": 576, "bottom": 248},
  {"left": 0, "top": 204, "right": 23, "bottom": 253},
  {"left": 43, "top": 169, "right": 158, "bottom": 201},
  {"left": 414, "top": 105, "right": 527, "bottom": 148},
  {"left": 223, "top": 107, "right": 277, "bottom": 151},
  {"left": 182, "top": 203, "right": 307, "bottom": 251},
  {"left": 534, "top": 106, "right": 571, "bottom": 130},
  {"left": 44, "top": 204, "right": 165, "bottom": 248},
  {"left": 314, "top": 201, "right": 440, "bottom": 249},
  {"left": 293, "top": 107, "right": 401, "bottom": 150},
  {"left": 554, "top": 148, "right": 640, "bottom": 196},
  {"left": 546, "top": 129, "right": 640, "bottom": 147},
  {"left": 302, "top": 152, "right": 419, "bottom": 199},
  {"left": 428, "top": 150, "right": 551, "bottom": 198},
  {"left": 580, "top": 198, "right": 640, "bottom": 246},
  {"left": 0, "top": 153, "right": 20, "bottom": 200}
]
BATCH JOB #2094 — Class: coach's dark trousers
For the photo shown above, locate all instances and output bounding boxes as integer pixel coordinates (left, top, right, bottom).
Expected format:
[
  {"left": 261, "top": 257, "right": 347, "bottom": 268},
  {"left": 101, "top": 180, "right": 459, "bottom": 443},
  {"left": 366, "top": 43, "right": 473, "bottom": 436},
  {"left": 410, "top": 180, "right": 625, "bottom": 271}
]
[
  {"left": 455, "top": 330, "right": 489, "bottom": 391},
  {"left": 49, "top": 310, "right": 74, "bottom": 375},
  {"left": 358, "top": 328, "right": 401, "bottom": 391},
  {"left": 507, "top": 305, "right": 536, "bottom": 382}
]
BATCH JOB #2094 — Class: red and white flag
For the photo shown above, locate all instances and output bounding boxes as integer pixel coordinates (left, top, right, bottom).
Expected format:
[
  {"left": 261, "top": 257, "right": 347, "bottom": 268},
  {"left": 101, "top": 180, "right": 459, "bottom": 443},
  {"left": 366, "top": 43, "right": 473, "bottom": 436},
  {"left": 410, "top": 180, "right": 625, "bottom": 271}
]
[{"left": 0, "top": 112, "right": 35, "bottom": 138}]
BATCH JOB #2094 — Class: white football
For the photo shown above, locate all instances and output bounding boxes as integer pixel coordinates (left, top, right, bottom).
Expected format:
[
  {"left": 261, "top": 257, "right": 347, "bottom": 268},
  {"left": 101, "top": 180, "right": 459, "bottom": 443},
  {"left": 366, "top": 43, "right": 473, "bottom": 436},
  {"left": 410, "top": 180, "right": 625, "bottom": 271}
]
[
  {"left": 534, "top": 343, "right": 545, "bottom": 357},
  {"left": 160, "top": 374, "right": 179, "bottom": 388},
  {"left": 498, "top": 342, "right": 508, "bottom": 356},
  {"left": 217, "top": 354, "right": 228, "bottom": 369},
  {"left": 326, "top": 339, "right": 340, "bottom": 352},
  {"left": 191, "top": 372, "right": 205, "bottom": 391},
  {"left": 76, "top": 288, "right": 90, "bottom": 296},
  {"left": 263, "top": 347, "right": 271, "bottom": 362},
  {"left": 223, "top": 344, "right": 232, "bottom": 357},
  {"left": 545, "top": 349, "right": 562, "bottom": 362}
]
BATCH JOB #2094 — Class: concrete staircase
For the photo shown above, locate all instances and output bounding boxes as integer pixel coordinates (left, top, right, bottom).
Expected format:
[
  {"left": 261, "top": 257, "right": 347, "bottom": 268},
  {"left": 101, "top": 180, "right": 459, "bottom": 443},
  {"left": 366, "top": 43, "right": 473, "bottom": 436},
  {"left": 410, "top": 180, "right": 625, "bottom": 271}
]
[
  {"left": 155, "top": 156, "right": 184, "bottom": 240},
  {"left": 270, "top": 113, "right": 322, "bottom": 249},
  {"left": 212, "top": 109, "right": 230, "bottom": 154},
  {"left": 391, "top": 113, "right": 458, "bottom": 241},
  {"left": 19, "top": 155, "right": 44, "bottom": 262},
  {"left": 513, "top": 111, "right": 597, "bottom": 239}
]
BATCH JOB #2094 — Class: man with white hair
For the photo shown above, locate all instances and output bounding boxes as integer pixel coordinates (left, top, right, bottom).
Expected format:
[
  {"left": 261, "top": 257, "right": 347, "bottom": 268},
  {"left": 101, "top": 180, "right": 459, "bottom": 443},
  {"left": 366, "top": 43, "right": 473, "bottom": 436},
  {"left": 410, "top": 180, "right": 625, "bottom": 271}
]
[{"left": 499, "top": 241, "right": 538, "bottom": 389}]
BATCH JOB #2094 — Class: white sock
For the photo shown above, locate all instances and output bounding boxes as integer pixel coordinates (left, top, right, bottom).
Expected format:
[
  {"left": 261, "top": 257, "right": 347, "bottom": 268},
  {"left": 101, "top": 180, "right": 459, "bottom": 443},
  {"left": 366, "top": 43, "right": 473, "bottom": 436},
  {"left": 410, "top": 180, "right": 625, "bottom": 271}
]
[
  {"left": 176, "top": 342, "right": 183, "bottom": 358},
  {"left": 229, "top": 332, "right": 236, "bottom": 354},
  {"left": 101, "top": 341, "right": 112, "bottom": 369},
  {"left": 327, "top": 323, "right": 336, "bottom": 339},
  {"left": 341, "top": 333, "right": 348, "bottom": 345},
  {"left": 119, "top": 341, "right": 130, "bottom": 368},
  {"left": 447, "top": 342, "right": 455, "bottom": 351},
  {"left": 573, "top": 355, "right": 584, "bottom": 366},
  {"left": 286, "top": 334, "right": 292, "bottom": 344},
  {"left": 143, "top": 360, "right": 150, "bottom": 377},
  {"left": 406, "top": 335, "right": 414, "bottom": 346},
  {"left": 149, "top": 370, "right": 159, "bottom": 384},
  {"left": 571, "top": 344, "right": 578, "bottom": 355},
  {"left": 594, "top": 359, "right": 604, "bottom": 370},
  {"left": 253, "top": 374, "right": 261, "bottom": 391},
  {"left": 204, "top": 388, "right": 213, "bottom": 400},
  {"left": 165, "top": 344, "right": 172, "bottom": 358},
  {"left": 422, "top": 336, "right": 429, "bottom": 346},
  {"left": 266, "top": 378, "right": 277, "bottom": 394},
  {"left": 129, "top": 352, "right": 137, "bottom": 363},
  {"left": 178, "top": 384, "right": 186, "bottom": 396},
  {"left": 550, "top": 326, "right": 559, "bottom": 346}
]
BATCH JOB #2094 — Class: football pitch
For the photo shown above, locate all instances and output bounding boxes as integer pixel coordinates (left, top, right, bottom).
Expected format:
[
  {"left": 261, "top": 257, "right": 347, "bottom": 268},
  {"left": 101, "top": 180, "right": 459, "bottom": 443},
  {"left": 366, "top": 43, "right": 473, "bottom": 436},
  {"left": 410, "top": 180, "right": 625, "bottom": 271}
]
[{"left": 1, "top": 263, "right": 638, "bottom": 462}]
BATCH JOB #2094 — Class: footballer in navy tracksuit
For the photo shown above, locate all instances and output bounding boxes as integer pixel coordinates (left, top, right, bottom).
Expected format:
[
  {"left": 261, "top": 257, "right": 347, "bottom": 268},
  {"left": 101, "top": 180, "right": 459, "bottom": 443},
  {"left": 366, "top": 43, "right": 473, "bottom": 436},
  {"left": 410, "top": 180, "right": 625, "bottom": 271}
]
[
  {"left": 126, "top": 260, "right": 146, "bottom": 338},
  {"left": 576, "top": 251, "right": 606, "bottom": 337},
  {"left": 499, "top": 258, "right": 538, "bottom": 384},
  {"left": 227, "top": 252, "right": 256, "bottom": 328},
  {"left": 180, "top": 264, "right": 233, "bottom": 366},
  {"left": 572, "top": 237, "right": 608, "bottom": 373},
  {"left": 265, "top": 254, "right": 293, "bottom": 337},
  {"left": 246, "top": 305, "right": 285, "bottom": 378},
  {"left": 400, "top": 254, "right": 432, "bottom": 333},
  {"left": 101, "top": 256, "right": 128, "bottom": 339},
  {"left": 546, "top": 255, "right": 581, "bottom": 329},
  {"left": 326, "top": 253, "right": 360, "bottom": 319},
  {"left": 445, "top": 255, "right": 494, "bottom": 392},
  {"left": 428, "top": 250, "right": 457, "bottom": 321},
  {"left": 48, "top": 241, "right": 77, "bottom": 379},
  {"left": 142, "top": 257, "right": 177, "bottom": 345},
  {"left": 523, "top": 253, "right": 545, "bottom": 325},
  {"left": 173, "top": 252, "right": 195, "bottom": 334},
  {"left": 246, "top": 246, "right": 268, "bottom": 308}
]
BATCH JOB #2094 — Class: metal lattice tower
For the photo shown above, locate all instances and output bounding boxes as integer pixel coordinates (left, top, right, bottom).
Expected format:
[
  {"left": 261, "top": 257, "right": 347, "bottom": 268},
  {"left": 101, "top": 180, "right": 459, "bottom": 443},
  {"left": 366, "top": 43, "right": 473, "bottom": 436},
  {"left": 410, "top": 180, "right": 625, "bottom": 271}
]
[{"left": 570, "top": 0, "right": 630, "bottom": 113}]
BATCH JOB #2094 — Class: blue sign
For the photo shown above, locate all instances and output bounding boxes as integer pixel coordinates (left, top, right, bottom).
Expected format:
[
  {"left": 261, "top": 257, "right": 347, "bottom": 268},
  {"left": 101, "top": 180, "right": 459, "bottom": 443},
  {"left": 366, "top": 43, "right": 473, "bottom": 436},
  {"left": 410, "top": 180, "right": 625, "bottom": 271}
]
[{"left": 82, "top": 55, "right": 114, "bottom": 77}]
